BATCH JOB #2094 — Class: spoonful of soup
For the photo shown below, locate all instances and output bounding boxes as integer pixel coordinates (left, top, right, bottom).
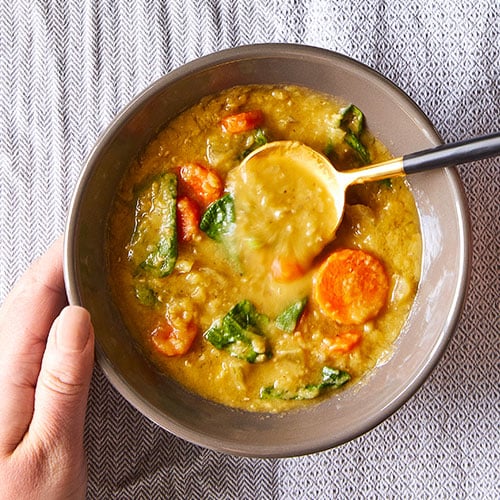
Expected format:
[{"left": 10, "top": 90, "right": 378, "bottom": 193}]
[{"left": 226, "top": 132, "right": 500, "bottom": 281}]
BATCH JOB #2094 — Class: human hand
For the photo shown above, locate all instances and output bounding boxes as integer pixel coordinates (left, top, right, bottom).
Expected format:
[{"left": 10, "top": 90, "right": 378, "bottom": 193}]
[{"left": 0, "top": 237, "right": 94, "bottom": 499}]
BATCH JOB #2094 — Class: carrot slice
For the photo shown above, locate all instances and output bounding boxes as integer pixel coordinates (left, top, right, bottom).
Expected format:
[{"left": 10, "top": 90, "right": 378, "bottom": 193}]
[
  {"left": 322, "top": 330, "right": 362, "bottom": 355},
  {"left": 313, "top": 248, "right": 389, "bottom": 325},
  {"left": 271, "top": 256, "right": 304, "bottom": 282},
  {"left": 220, "top": 110, "right": 264, "bottom": 134},
  {"left": 176, "top": 196, "right": 201, "bottom": 242},
  {"left": 178, "top": 163, "right": 223, "bottom": 209},
  {"left": 151, "top": 318, "right": 197, "bottom": 356}
]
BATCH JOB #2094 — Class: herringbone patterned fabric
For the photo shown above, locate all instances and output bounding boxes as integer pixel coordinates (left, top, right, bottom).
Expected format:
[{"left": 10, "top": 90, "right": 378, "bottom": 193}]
[{"left": 0, "top": 0, "right": 498, "bottom": 498}]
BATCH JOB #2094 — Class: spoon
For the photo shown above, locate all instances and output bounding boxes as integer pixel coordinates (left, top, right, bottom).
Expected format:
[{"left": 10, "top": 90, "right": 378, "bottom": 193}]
[{"left": 240, "top": 132, "right": 500, "bottom": 243}]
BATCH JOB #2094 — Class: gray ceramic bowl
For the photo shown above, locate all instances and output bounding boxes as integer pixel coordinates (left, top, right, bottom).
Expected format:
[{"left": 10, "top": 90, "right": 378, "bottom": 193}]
[{"left": 64, "top": 44, "right": 470, "bottom": 458}]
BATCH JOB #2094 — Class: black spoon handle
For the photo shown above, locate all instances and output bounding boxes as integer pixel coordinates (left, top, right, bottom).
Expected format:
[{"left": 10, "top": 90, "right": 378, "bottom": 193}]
[{"left": 403, "top": 132, "right": 500, "bottom": 174}]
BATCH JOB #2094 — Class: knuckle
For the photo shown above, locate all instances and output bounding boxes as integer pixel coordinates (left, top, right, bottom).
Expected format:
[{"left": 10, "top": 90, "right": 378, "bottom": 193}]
[{"left": 40, "top": 369, "right": 84, "bottom": 397}]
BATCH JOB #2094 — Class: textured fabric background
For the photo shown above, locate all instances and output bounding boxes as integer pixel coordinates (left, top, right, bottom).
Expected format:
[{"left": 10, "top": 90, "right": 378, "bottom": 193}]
[{"left": 0, "top": 0, "right": 498, "bottom": 498}]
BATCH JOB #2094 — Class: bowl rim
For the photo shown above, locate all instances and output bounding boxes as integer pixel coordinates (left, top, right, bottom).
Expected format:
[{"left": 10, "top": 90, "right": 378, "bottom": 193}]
[{"left": 64, "top": 43, "right": 471, "bottom": 457}]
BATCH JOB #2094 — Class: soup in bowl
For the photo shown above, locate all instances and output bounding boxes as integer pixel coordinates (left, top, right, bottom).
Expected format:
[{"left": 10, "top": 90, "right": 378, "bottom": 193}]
[
  {"left": 64, "top": 44, "right": 470, "bottom": 457},
  {"left": 106, "top": 83, "right": 422, "bottom": 413}
]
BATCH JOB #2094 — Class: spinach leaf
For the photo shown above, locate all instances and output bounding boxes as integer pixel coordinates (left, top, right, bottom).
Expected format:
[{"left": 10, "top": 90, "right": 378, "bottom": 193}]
[
  {"left": 275, "top": 297, "right": 308, "bottom": 332},
  {"left": 128, "top": 173, "right": 178, "bottom": 277},
  {"left": 340, "top": 104, "right": 365, "bottom": 136},
  {"left": 324, "top": 137, "right": 336, "bottom": 158},
  {"left": 320, "top": 366, "right": 351, "bottom": 388},
  {"left": 204, "top": 300, "right": 270, "bottom": 363},
  {"left": 199, "top": 193, "right": 235, "bottom": 242},
  {"left": 378, "top": 178, "right": 393, "bottom": 189},
  {"left": 134, "top": 283, "right": 158, "bottom": 307},
  {"left": 241, "top": 128, "right": 268, "bottom": 158},
  {"left": 340, "top": 104, "right": 371, "bottom": 165},
  {"left": 260, "top": 366, "right": 351, "bottom": 400},
  {"left": 344, "top": 130, "right": 371, "bottom": 165}
]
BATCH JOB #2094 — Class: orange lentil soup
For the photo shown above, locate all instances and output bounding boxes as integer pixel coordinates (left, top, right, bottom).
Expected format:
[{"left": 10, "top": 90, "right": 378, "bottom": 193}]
[{"left": 106, "top": 84, "right": 422, "bottom": 412}]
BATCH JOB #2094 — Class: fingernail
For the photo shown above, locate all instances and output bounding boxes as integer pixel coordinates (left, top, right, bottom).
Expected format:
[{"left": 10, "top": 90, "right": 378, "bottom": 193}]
[{"left": 56, "top": 306, "right": 92, "bottom": 352}]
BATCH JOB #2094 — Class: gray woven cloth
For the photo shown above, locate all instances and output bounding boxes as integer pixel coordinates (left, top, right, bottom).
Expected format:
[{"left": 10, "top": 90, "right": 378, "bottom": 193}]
[{"left": 1, "top": 0, "right": 499, "bottom": 498}]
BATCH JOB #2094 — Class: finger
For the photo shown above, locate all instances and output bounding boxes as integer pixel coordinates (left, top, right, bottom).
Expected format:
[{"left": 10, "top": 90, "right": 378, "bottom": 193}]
[
  {"left": 0, "top": 237, "right": 67, "bottom": 454},
  {"left": 30, "top": 306, "right": 94, "bottom": 451}
]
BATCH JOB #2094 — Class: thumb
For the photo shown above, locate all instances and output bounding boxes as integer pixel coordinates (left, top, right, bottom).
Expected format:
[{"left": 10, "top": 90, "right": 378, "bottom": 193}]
[{"left": 31, "top": 306, "right": 95, "bottom": 446}]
